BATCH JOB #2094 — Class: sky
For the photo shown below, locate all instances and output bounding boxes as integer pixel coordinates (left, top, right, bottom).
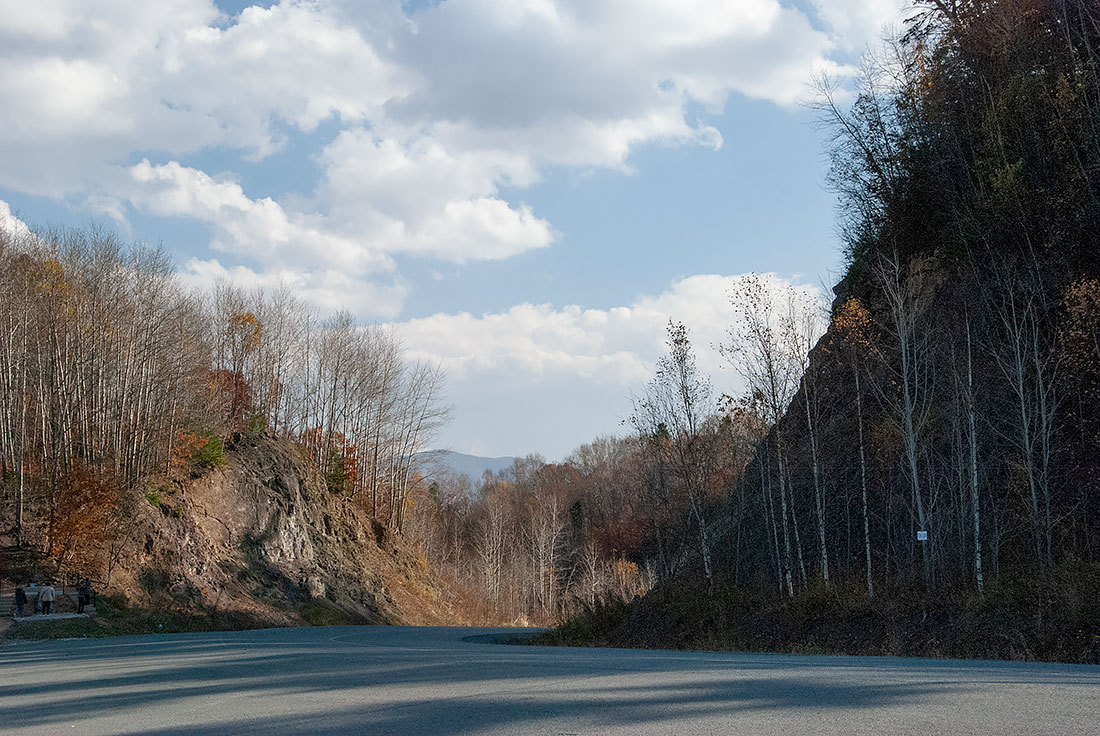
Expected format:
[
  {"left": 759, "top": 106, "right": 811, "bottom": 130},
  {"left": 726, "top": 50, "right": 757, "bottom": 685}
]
[{"left": 0, "top": 0, "right": 915, "bottom": 460}]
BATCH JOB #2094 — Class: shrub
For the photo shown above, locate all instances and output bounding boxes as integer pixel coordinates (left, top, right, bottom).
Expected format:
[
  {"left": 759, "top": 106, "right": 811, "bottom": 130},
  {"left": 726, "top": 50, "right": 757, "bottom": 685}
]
[
  {"left": 245, "top": 413, "right": 267, "bottom": 436},
  {"left": 300, "top": 598, "right": 357, "bottom": 626},
  {"left": 537, "top": 598, "right": 629, "bottom": 646},
  {"left": 324, "top": 455, "right": 347, "bottom": 494},
  {"left": 192, "top": 432, "right": 226, "bottom": 469}
]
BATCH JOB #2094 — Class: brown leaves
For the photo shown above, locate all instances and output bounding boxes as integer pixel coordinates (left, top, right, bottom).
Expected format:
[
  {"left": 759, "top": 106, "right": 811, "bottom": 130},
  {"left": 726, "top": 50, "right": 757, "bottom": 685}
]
[
  {"left": 229, "top": 311, "right": 263, "bottom": 352},
  {"left": 51, "top": 460, "right": 123, "bottom": 573},
  {"left": 833, "top": 297, "right": 875, "bottom": 351},
  {"left": 1059, "top": 278, "right": 1100, "bottom": 383}
]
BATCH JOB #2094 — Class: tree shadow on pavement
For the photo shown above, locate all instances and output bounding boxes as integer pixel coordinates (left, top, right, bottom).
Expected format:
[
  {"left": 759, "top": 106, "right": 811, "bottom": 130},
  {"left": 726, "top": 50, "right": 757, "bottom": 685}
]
[{"left": 0, "top": 626, "right": 1096, "bottom": 735}]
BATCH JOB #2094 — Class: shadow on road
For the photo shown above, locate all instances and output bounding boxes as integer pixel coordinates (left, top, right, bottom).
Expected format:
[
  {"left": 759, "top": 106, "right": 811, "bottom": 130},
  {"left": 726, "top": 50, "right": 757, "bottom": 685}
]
[{"left": 0, "top": 627, "right": 1096, "bottom": 735}]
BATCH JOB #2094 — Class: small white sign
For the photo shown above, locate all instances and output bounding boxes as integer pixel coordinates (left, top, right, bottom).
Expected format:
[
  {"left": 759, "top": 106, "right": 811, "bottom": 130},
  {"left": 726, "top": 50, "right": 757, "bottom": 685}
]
[{"left": 917, "top": 530, "right": 929, "bottom": 541}]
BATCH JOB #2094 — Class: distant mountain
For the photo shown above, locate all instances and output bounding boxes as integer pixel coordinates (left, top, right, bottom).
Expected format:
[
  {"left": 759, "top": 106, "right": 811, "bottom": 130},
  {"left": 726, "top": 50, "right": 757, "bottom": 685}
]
[{"left": 416, "top": 450, "right": 516, "bottom": 486}]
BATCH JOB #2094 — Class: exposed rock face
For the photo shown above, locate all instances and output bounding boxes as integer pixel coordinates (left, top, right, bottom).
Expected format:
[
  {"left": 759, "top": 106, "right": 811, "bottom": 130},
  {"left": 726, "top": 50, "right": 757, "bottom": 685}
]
[{"left": 108, "top": 432, "right": 446, "bottom": 627}]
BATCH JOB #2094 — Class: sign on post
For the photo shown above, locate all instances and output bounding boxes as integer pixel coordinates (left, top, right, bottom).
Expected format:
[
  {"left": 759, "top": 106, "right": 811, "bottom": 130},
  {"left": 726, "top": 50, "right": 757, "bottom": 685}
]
[{"left": 916, "top": 530, "right": 928, "bottom": 542}]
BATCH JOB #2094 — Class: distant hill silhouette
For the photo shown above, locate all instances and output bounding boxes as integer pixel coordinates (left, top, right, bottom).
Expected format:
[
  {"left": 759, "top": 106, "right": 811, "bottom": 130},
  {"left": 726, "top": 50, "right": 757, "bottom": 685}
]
[{"left": 417, "top": 450, "right": 515, "bottom": 485}]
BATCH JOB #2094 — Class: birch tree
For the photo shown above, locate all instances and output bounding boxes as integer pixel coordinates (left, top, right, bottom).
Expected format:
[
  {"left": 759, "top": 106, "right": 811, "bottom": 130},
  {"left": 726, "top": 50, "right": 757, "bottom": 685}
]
[
  {"left": 631, "top": 321, "right": 715, "bottom": 587},
  {"left": 787, "top": 285, "right": 830, "bottom": 584},
  {"left": 873, "top": 253, "right": 936, "bottom": 582},
  {"left": 722, "top": 274, "right": 810, "bottom": 596},
  {"left": 832, "top": 297, "right": 877, "bottom": 596}
]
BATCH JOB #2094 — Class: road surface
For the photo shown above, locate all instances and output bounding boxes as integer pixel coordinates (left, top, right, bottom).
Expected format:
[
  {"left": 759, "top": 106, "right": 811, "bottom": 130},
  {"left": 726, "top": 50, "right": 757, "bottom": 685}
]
[{"left": 0, "top": 626, "right": 1096, "bottom": 734}]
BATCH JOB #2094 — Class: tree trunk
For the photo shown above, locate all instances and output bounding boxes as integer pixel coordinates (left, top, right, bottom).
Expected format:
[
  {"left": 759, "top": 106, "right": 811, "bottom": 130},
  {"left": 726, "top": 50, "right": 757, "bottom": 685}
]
[{"left": 855, "top": 369, "right": 873, "bottom": 597}]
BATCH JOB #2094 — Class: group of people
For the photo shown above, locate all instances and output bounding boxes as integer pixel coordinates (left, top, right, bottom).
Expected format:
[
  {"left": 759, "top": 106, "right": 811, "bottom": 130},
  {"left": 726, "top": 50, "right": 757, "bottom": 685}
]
[{"left": 12, "top": 578, "right": 94, "bottom": 618}]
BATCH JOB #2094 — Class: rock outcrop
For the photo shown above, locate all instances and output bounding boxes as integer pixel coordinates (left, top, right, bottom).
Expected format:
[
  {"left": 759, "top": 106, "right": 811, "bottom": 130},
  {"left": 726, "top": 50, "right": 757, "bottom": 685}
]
[{"left": 106, "top": 432, "right": 449, "bottom": 626}]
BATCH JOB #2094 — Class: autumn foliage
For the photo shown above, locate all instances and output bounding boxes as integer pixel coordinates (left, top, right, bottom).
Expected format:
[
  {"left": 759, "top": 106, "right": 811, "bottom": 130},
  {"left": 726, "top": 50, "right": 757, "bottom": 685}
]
[{"left": 0, "top": 227, "right": 446, "bottom": 583}]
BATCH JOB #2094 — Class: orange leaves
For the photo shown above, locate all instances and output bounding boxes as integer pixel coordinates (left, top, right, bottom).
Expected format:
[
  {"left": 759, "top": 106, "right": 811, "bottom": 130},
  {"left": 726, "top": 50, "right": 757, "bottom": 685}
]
[
  {"left": 36, "top": 257, "right": 70, "bottom": 298},
  {"left": 199, "top": 367, "right": 255, "bottom": 431},
  {"left": 170, "top": 428, "right": 225, "bottom": 477},
  {"left": 307, "top": 429, "right": 362, "bottom": 495},
  {"left": 1061, "top": 279, "right": 1100, "bottom": 348},
  {"left": 170, "top": 428, "right": 203, "bottom": 478},
  {"left": 339, "top": 438, "right": 361, "bottom": 491},
  {"left": 51, "top": 460, "right": 122, "bottom": 565},
  {"left": 612, "top": 557, "right": 651, "bottom": 600},
  {"left": 229, "top": 311, "right": 263, "bottom": 353},
  {"left": 614, "top": 557, "right": 639, "bottom": 587},
  {"left": 833, "top": 297, "right": 874, "bottom": 350}
]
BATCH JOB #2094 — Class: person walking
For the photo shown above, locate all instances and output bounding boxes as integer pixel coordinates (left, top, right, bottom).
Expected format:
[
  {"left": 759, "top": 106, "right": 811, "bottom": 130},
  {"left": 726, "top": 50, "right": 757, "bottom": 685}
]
[
  {"left": 14, "top": 587, "right": 27, "bottom": 618},
  {"left": 77, "top": 578, "right": 91, "bottom": 614},
  {"left": 39, "top": 582, "right": 55, "bottom": 615}
]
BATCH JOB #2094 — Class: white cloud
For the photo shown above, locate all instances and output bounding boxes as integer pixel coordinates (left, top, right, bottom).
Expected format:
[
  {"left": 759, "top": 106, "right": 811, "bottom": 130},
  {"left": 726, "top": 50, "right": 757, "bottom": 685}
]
[
  {"left": 125, "top": 159, "right": 418, "bottom": 319},
  {"left": 180, "top": 257, "right": 409, "bottom": 318},
  {"left": 397, "top": 272, "right": 824, "bottom": 384},
  {"left": 810, "top": 0, "right": 916, "bottom": 52},
  {"left": 0, "top": 199, "right": 32, "bottom": 240},
  {"left": 0, "top": 0, "right": 881, "bottom": 317},
  {"left": 0, "top": 1, "right": 402, "bottom": 154},
  {"left": 392, "top": 272, "right": 828, "bottom": 456},
  {"left": 316, "top": 129, "right": 554, "bottom": 261},
  {"left": 160, "top": 3, "right": 410, "bottom": 152},
  {"left": 0, "top": 1, "right": 406, "bottom": 199},
  {"left": 127, "top": 160, "right": 393, "bottom": 272}
]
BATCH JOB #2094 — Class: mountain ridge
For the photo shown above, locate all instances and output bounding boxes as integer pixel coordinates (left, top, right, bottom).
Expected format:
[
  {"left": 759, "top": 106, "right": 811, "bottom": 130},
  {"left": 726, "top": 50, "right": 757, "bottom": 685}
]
[{"left": 418, "top": 450, "right": 517, "bottom": 485}]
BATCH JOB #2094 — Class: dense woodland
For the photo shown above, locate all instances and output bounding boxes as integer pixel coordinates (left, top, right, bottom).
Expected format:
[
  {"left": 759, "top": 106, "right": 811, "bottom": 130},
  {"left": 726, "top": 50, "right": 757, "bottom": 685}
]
[
  {"left": 415, "top": 0, "right": 1100, "bottom": 641},
  {"left": 0, "top": 225, "right": 447, "bottom": 580},
  {"left": 2, "top": 0, "right": 1100, "bottom": 647}
]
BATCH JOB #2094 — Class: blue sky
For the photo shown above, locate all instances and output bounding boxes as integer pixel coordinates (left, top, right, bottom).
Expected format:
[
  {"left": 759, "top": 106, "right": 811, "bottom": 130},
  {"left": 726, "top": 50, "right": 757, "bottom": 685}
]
[
  {"left": 0, "top": 0, "right": 912, "bottom": 459},
  {"left": 397, "top": 97, "right": 841, "bottom": 318}
]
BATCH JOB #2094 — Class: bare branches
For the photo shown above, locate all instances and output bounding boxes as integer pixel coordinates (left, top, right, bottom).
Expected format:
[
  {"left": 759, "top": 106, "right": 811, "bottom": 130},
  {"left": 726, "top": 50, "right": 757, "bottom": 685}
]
[{"left": 0, "top": 223, "right": 451, "bottom": 579}]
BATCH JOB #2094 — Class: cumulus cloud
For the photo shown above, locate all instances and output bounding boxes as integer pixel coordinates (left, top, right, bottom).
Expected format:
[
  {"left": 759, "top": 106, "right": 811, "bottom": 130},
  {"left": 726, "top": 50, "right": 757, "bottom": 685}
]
[
  {"left": 396, "top": 272, "right": 823, "bottom": 385},
  {"left": 0, "top": 2, "right": 403, "bottom": 167},
  {"left": 179, "top": 258, "right": 409, "bottom": 318},
  {"left": 315, "top": 129, "right": 555, "bottom": 262},
  {"left": 392, "top": 272, "right": 827, "bottom": 457},
  {"left": 127, "top": 160, "right": 394, "bottom": 273},
  {"left": 0, "top": 200, "right": 32, "bottom": 240},
  {"left": 809, "top": 0, "right": 916, "bottom": 52},
  {"left": 0, "top": 0, "right": 881, "bottom": 316}
]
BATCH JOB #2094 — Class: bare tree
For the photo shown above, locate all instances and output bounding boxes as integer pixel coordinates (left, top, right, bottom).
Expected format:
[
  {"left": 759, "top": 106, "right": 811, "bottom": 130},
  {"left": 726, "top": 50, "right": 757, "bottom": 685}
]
[
  {"left": 986, "top": 264, "right": 1058, "bottom": 574},
  {"left": 872, "top": 253, "right": 937, "bottom": 582},
  {"left": 832, "top": 297, "right": 877, "bottom": 596},
  {"left": 722, "top": 275, "right": 812, "bottom": 596},
  {"left": 631, "top": 321, "right": 716, "bottom": 587},
  {"left": 787, "top": 285, "right": 830, "bottom": 584}
]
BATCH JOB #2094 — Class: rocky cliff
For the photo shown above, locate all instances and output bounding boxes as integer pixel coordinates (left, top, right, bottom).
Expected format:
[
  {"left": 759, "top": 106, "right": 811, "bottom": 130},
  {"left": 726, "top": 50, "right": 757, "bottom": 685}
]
[{"left": 102, "top": 432, "right": 455, "bottom": 627}]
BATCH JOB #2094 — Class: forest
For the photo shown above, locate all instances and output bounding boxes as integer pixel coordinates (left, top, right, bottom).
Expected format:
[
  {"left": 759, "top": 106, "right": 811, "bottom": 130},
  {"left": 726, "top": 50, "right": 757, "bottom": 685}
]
[
  {"left": 413, "top": 0, "right": 1100, "bottom": 658},
  {"left": 0, "top": 225, "right": 447, "bottom": 582},
  {"left": 2, "top": 0, "right": 1100, "bottom": 658}
]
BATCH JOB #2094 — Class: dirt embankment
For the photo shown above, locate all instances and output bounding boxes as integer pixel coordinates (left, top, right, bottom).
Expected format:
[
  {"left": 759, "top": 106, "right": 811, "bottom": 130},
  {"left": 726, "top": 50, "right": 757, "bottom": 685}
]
[{"left": 11, "top": 433, "right": 461, "bottom": 630}]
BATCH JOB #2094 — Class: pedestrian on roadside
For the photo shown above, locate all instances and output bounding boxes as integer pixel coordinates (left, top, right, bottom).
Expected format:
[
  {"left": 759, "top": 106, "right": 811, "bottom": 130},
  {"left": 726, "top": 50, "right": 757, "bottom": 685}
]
[
  {"left": 77, "top": 578, "right": 91, "bottom": 614},
  {"left": 14, "top": 587, "right": 27, "bottom": 618},
  {"left": 39, "top": 581, "right": 55, "bottom": 616}
]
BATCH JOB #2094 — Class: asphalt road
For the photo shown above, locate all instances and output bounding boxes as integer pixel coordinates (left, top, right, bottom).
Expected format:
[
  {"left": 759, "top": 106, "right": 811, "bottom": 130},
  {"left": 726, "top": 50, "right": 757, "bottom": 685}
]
[{"left": 0, "top": 626, "right": 1097, "bottom": 735}]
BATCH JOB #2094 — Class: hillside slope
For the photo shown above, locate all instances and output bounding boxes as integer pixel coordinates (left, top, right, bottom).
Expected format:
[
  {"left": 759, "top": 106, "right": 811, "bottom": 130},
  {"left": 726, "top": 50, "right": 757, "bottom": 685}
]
[
  {"left": 541, "top": 0, "right": 1100, "bottom": 664},
  {"left": 4, "top": 432, "right": 461, "bottom": 628}
]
